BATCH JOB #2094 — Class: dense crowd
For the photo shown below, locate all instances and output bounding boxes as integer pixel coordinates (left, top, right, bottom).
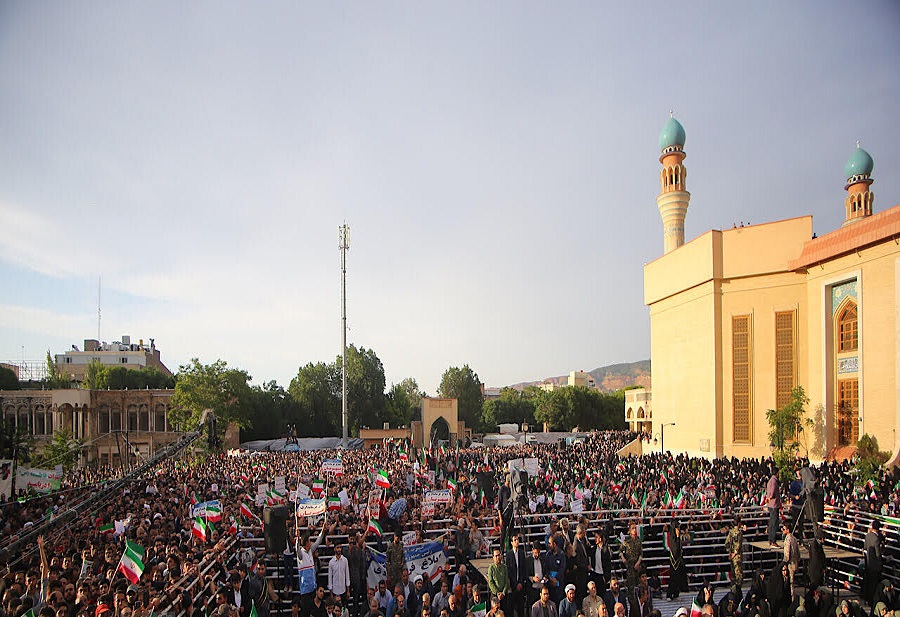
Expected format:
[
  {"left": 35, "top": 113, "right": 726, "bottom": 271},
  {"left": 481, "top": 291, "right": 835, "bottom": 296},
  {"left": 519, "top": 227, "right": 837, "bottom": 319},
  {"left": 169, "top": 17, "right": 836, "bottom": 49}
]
[{"left": 0, "top": 431, "right": 898, "bottom": 617}]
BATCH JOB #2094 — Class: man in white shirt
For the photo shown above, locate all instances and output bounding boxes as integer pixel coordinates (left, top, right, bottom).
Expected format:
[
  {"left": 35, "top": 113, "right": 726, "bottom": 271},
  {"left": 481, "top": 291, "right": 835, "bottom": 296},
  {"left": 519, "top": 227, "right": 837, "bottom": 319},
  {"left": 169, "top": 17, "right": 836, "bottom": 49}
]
[{"left": 329, "top": 544, "right": 352, "bottom": 601}]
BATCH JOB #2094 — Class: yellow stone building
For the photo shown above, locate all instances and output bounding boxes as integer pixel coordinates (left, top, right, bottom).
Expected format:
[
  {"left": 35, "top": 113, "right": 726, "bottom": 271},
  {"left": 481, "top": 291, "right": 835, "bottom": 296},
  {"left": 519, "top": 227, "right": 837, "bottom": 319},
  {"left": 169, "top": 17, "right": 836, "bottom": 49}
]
[{"left": 644, "top": 119, "right": 899, "bottom": 464}]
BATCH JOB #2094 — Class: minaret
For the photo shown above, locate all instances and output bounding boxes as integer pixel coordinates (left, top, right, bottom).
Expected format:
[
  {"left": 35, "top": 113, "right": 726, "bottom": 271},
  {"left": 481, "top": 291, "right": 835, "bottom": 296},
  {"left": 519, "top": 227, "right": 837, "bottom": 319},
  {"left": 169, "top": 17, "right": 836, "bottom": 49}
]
[
  {"left": 843, "top": 141, "right": 874, "bottom": 226},
  {"left": 657, "top": 114, "right": 690, "bottom": 254}
]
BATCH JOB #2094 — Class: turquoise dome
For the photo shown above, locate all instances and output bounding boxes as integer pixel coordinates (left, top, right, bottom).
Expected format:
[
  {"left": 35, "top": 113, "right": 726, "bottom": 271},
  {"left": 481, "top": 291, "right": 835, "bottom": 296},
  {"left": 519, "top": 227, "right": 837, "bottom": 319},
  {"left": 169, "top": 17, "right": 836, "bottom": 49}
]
[
  {"left": 659, "top": 117, "right": 686, "bottom": 151},
  {"left": 844, "top": 145, "right": 874, "bottom": 179}
]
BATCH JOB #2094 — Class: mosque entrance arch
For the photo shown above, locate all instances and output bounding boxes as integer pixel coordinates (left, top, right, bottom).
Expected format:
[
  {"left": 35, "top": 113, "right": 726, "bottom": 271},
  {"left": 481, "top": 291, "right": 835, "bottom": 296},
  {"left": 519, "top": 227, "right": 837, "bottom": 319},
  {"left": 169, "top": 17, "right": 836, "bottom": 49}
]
[
  {"left": 415, "top": 397, "right": 462, "bottom": 448},
  {"left": 429, "top": 416, "right": 450, "bottom": 446}
]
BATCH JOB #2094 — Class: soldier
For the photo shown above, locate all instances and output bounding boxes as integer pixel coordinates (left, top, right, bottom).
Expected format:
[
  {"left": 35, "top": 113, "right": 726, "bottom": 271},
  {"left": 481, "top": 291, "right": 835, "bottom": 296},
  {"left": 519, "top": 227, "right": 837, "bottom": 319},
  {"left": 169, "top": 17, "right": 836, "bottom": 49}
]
[
  {"left": 620, "top": 523, "right": 643, "bottom": 592},
  {"left": 724, "top": 516, "right": 744, "bottom": 594}
]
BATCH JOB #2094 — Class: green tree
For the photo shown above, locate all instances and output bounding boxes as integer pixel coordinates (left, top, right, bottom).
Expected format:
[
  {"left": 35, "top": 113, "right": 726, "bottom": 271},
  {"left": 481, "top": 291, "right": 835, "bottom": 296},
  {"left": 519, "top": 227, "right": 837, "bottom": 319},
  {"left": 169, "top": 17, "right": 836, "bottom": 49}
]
[
  {"left": 482, "top": 387, "right": 536, "bottom": 430},
  {"left": 338, "top": 345, "right": 387, "bottom": 432},
  {"left": 0, "top": 366, "right": 19, "bottom": 390},
  {"left": 385, "top": 377, "right": 423, "bottom": 427},
  {"left": 438, "top": 365, "right": 484, "bottom": 430},
  {"left": 766, "top": 386, "right": 813, "bottom": 481},
  {"left": 0, "top": 419, "right": 35, "bottom": 463},
  {"left": 33, "top": 428, "right": 82, "bottom": 472},
  {"left": 43, "top": 350, "right": 70, "bottom": 389},
  {"left": 288, "top": 362, "right": 341, "bottom": 437},
  {"left": 81, "top": 362, "right": 175, "bottom": 390},
  {"left": 81, "top": 360, "right": 106, "bottom": 390},
  {"left": 170, "top": 359, "right": 253, "bottom": 433},
  {"left": 854, "top": 433, "right": 890, "bottom": 487}
]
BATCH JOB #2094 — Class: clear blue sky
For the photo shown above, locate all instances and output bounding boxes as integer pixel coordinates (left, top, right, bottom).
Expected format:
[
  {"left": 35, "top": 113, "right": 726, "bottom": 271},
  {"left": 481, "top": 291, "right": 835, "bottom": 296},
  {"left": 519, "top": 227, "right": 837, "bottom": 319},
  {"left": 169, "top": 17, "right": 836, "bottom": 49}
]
[{"left": 1, "top": 2, "right": 898, "bottom": 394}]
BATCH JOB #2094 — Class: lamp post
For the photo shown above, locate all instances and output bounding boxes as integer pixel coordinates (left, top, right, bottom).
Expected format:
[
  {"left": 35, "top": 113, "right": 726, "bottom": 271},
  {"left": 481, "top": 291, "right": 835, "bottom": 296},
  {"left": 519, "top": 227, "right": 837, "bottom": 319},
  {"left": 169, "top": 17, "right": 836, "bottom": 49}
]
[{"left": 660, "top": 422, "right": 675, "bottom": 453}]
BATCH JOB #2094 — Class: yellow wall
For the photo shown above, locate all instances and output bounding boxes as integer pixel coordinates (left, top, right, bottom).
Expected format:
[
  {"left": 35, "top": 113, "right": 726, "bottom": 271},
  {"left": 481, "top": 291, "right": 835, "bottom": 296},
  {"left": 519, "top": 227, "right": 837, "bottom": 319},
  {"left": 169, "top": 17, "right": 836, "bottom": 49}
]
[
  {"left": 645, "top": 212, "right": 899, "bottom": 461},
  {"left": 802, "top": 241, "right": 899, "bottom": 458}
]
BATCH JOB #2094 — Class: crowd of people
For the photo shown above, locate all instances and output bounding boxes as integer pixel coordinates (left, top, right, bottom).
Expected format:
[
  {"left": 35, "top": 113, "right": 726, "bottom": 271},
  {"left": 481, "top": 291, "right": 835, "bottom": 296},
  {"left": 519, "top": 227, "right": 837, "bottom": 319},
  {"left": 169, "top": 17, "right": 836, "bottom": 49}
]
[{"left": 0, "top": 431, "right": 897, "bottom": 617}]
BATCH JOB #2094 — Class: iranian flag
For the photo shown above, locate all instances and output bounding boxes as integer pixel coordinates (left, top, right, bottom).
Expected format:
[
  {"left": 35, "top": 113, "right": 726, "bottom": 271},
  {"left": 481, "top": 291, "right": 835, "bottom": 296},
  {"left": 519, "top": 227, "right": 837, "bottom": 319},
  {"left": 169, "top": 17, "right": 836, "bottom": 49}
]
[
  {"left": 240, "top": 472, "right": 249, "bottom": 483},
  {"left": 447, "top": 478, "right": 457, "bottom": 493},
  {"left": 367, "top": 519, "right": 383, "bottom": 537},
  {"left": 117, "top": 540, "right": 146, "bottom": 584},
  {"left": 206, "top": 502, "right": 222, "bottom": 522},
  {"left": 240, "top": 503, "right": 255, "bottom": 520},
  {"left": 312, "top": 479, "right": 325, "bottom": 494},
  {"left": 479, "top": 487, "right": 488, "bottom": 507},
  {"left": 664, "top": 490, "right": 673, "bottom": 508},
  {"left": 190, "top": 492, "right": 198, "bottom": 506},
  {"left": 228, "top": 517, "right": 238, "bottom": 536},
  {"left": 192, "top": 516, "right": 209, "bottom": 542},
  {"left": 375, "top": 469, "right": 391, "bottom": 489},
  {"left": 327, "top": 497, "right": 342, "bottom": 511},
  {"left": 630, "top": 492, "right": 640, "bottom": 508},
  {"left": 641, "top": 492, "right": 648, "bottom": 511},
  {"left": 99, "top": 523, "right": 115, "bottom": 535},
  {"left": 674, "top": 489, "right": 686, "bottom": 509},
  {"left": 690, "top": 600, "right": 703, "bottom": 617},
  {"left": 399, "top": 449, "right": 409, "bottom": 462}
]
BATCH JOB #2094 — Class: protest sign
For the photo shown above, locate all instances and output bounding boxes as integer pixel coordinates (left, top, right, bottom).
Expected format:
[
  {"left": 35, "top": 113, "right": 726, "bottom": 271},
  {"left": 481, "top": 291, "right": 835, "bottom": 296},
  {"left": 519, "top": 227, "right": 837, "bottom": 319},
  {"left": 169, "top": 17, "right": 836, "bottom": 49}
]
[{"left": 367, "top": 542, "right": 447, "bottom": 588}]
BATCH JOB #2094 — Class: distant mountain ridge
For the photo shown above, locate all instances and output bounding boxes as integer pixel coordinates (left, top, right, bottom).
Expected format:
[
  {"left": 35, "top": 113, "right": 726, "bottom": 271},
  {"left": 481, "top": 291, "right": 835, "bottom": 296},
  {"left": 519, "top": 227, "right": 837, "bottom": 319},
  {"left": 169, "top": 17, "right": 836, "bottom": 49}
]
[{"left": 504, "top": 359, "right": 651, "bottom": 393}]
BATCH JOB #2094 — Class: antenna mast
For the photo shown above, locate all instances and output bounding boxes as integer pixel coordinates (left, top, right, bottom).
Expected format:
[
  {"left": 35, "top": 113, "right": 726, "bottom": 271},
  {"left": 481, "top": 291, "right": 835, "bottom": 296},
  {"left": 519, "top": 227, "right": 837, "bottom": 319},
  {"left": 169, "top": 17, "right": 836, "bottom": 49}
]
[
  {"left": 97, "top": 276, "right": 102, "bottom": 342},
  {"left": 339, "top": 224, "right": 350, "bottom": 448}
]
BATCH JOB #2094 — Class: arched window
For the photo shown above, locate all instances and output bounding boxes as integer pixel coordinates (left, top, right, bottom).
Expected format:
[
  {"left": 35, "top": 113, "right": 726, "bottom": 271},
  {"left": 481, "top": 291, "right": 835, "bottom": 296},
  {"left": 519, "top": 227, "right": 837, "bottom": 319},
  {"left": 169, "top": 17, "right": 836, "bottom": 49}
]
[
  {"left": 34, "top": 411, "right": 45, "bottom": 435},
  {"left": 838, "top": 302, "right": 858, "bottom": 352},
  {"left": 139, "top": 405, "right": 150, "bottom": 431},
  {"left": 111, "top": 409, "right": 122, "bottom": 432},
  {"left": 127, "top": 405, "right": 138, "bottom": 432}
]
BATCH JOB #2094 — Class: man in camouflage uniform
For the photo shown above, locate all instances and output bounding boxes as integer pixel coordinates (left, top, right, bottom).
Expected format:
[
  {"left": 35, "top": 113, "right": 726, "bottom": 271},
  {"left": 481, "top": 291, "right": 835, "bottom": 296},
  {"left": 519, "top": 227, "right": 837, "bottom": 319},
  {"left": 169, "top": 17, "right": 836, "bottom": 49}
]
[
  {"left": 725, "top": 515, "right": 744, "bottom": 594},
  {"left": 620, "top": 522, "right": 643, "bottom": 591},
  {"left": 385, "top": 533, "right": 405, "bottom": 588}
]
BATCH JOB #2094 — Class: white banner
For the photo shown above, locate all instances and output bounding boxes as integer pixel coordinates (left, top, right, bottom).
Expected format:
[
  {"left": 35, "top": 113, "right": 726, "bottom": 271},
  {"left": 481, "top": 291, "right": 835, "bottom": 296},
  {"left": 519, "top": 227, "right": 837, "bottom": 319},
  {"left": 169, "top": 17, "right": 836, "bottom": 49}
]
[
  {"left": 424, "top": 489, "right": 452, "bottom": 504},
  {"left": 338, "top": 489, "right": 350, "bottom": 507},
  {"left": 17, "top": 467, "right": 62, "bottom": 493},
  {"left": 322, "top": 459, "right": 344, "bottom": 475},
  {"left": 570, "top": 499, "right": 584, "bottom": 514},
  {"left": 296, "top": 498, "right": 327, "bottom": 517},
  {"left": 296, "top": 483, "right": 311, "bottom": 500},
  {"left": 553, "top": 491, "right": 566, "bottom": 507},
  {"left": 274, "top": 476, "right": 286, "bottom": 493},
  {"left": 367, "top": 542, "right": 447, "bottom": 588}
]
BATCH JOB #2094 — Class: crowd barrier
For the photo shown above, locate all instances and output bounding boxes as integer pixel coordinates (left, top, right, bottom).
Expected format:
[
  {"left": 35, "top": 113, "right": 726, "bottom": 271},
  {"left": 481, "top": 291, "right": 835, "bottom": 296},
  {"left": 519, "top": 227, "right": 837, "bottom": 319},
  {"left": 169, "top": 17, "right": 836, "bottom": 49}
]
[{"left": 226, "top": 503, "right": 899, "bottom": 617}]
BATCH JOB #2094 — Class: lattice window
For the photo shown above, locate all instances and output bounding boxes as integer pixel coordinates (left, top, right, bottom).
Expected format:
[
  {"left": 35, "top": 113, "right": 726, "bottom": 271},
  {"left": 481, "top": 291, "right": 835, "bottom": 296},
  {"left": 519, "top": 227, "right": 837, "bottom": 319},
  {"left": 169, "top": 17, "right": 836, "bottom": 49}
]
[
  {"left": 838, "top": 303, "right": 858, "bottom": 352},
  {"left": 775, "top": 311, "right": 796, "bottom": 409},
  {"left": 732, "top": 315, "right": 752, "bottom": 442},
  {"left": 837, "top": 379, "right": 859, "bottom": 446}
]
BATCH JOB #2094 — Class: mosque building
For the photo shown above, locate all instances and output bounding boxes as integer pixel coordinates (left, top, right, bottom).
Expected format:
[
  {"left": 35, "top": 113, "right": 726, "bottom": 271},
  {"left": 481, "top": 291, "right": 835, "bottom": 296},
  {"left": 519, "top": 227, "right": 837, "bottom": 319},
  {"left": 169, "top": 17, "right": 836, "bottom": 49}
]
[{"left": 644, "top": 117, "right": 899, "bottom": 464}]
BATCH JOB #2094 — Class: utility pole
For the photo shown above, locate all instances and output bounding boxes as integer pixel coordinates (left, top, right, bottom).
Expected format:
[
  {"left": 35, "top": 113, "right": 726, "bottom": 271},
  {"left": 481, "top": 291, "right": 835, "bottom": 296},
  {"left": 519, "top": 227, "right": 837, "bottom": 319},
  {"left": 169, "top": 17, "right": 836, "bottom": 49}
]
[{"left": 339, "top": 224, "right": 350, "bottom": 448}]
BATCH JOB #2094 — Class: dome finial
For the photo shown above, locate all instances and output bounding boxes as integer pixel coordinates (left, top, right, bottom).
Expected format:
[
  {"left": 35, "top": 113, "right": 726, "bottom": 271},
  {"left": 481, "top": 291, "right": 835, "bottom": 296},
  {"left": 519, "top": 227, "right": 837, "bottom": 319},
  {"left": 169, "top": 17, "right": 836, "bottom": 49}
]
[
  {"left": 670, "top": 109, "right": 674, "bottom": 118},
  {"left": 856, "top": 139, "right": 860, "bottom": 149}
]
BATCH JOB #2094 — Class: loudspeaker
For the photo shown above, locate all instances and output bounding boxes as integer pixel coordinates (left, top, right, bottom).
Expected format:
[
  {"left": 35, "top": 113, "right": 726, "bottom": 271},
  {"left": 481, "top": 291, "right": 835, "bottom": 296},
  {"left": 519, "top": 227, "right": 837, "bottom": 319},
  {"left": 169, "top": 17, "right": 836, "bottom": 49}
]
[
  {"left": 510, "top": 470, "right": 528, "bottom": 507},
  {"left": 263, "top": 505, "right": 289, "bottom": 553}
]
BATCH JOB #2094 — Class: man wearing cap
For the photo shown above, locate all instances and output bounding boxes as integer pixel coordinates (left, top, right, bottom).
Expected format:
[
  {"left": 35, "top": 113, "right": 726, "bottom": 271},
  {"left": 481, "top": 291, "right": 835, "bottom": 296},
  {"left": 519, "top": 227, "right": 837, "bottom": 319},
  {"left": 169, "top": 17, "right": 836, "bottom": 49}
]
[{"left": 559, "top": 585, "right": 578, "bottom": 617}]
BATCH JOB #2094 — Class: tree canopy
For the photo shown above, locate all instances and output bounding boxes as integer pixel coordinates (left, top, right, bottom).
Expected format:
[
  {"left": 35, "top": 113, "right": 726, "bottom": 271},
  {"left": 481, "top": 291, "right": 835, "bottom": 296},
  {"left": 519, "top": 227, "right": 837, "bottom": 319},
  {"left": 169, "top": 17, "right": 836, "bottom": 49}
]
[
  {"left": 81, "top": 362, "right": 175, "bottom": 390},
  {"left": 438, "top": 365, "right": 484, "bottom": 430},
  {"left": 170, "top": 359, "right": 253, "bottom": 432},
  {"left": 0, "top": 366, "right": 18, "bottom": 390}
]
